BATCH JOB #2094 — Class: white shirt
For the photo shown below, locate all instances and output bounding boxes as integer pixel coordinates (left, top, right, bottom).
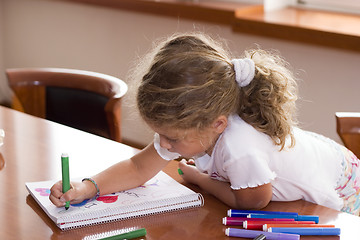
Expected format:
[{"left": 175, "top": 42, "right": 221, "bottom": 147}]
[{"left": 154, "top": 114, "right": 344, "bottom": 210}]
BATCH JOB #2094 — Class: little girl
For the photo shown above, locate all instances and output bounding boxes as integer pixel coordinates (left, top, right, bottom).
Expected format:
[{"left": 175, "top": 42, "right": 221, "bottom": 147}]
[{"left": 50, "top": 32, "right": 360, "bottom": 215}]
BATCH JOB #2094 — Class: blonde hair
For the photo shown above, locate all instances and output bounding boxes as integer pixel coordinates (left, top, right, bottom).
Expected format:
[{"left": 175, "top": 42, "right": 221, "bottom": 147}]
[{"left": 136, "top": 32, "right": 298, "bottom": 149}]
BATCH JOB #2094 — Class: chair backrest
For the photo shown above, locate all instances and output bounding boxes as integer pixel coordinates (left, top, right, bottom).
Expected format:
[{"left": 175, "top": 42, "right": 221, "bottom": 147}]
[
  {"left": 6, "top": 68, "right": 127, "bottom": 142},
  {"left": 335, "top": 112, "right": 360, "bottom": 158}
]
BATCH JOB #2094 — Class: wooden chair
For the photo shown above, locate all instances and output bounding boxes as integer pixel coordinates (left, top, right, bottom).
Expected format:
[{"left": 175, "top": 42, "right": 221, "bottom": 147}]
[
  {"left": 6, "top": 68, "right": 127, "bottom": 142},
  {"left": 335, "top": 112, "right": 360, "bottom": 158}
]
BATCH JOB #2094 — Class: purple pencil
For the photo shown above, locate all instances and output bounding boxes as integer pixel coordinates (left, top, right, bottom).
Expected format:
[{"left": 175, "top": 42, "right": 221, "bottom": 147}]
[{"left": 225, "top": 228, "right": 300, "bottom": 240}]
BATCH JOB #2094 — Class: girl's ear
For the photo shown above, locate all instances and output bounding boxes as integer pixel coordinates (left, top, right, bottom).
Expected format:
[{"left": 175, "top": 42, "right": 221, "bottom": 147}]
[{"left": 212, "top": 115, "right": 228, "bottom": 133}]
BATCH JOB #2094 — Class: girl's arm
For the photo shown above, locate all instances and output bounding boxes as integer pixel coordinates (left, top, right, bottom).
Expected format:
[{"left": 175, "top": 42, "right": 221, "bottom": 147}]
[
  {"left": 50, "top": 142, "right": 168, "bottom": 207},
  {"left": 91, "top": 143, "right": 168, "bottom": 195},
  {"left": 178, "top": 160, "right": 272, "bottom": 209}
]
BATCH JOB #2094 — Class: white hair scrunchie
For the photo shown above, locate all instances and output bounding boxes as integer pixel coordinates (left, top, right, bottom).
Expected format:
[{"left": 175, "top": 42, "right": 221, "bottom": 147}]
[{"left": 231, "top": 58, "right": 255, "bottom": 87}]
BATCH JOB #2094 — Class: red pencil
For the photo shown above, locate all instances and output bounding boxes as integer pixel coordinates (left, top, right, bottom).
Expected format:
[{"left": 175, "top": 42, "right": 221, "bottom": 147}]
[{"left": 244, "top": 220, "right": 316, "bottom": 230}]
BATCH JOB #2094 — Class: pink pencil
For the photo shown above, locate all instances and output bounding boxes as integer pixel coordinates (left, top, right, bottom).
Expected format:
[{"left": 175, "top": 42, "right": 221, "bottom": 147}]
[
  {"left": 223, "top": 217, "right": 295, "bottom": 226},
  {"left": 244, "top": 220, "right": 316, "bottom": 230}
]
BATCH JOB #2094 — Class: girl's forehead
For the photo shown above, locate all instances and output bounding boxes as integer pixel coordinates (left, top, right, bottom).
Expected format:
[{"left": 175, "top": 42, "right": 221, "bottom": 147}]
[
  {"left": 151, "top": 125, "right": 198, "bottom": 139},
  {"left": 156, "top": 126, "right": 186, "bottom": 137}
]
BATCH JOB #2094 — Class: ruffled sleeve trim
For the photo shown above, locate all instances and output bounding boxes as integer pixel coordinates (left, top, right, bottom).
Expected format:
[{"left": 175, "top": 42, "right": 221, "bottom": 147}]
[
  {"left": 230, "top": 172, "right": 276, "bottom": 190},
  {"left": 153, "top": 133, "right": 181, "bottom": 161}
]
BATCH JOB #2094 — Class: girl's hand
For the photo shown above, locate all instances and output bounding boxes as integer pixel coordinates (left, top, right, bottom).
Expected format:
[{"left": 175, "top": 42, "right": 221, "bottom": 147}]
[
  {"left": 178, "top": 159, "right": 272, "bottom": 209},
  {"left": 49, "top": 180, "right": 96, "bottom": 207},
  {"left": 178, "top": 159, "right": 204, "bottom": 185}
]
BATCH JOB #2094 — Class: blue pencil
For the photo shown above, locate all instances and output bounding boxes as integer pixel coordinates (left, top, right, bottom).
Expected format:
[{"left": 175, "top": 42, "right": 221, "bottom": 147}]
[
  {"left": 228, "top": 209, "right": 298, "bottom": 217},
  {"left": 248, "top": 213, "right": 319, "bottom": 224},
  {"left": 268, "top": 227, "right": 341, "bottom": 236}
]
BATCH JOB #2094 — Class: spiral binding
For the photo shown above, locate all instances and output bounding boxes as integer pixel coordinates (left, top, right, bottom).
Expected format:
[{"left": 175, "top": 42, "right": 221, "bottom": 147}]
[{"left": 59, "top": 193, "right": 204, "bottom": 230}]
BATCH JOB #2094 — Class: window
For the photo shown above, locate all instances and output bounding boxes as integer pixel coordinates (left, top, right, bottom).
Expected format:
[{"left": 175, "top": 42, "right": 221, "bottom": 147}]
[{"left": 297, "top": 0, "right": 360, "bottom": 14}]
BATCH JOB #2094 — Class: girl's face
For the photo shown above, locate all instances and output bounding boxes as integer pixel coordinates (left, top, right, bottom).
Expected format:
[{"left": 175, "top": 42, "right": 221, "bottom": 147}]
[
  {"left": 151, "top": 125, "right": 214, "bottom": 158},
  {"left": 150, "top": 116, "right": 228, "bottom": 158}
]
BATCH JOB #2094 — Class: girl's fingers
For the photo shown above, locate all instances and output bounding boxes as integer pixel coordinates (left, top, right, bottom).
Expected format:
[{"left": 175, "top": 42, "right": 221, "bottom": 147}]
[
  {"left": 187, "top": 159, "right": 195, "bottom": 165},
  {"left": 49, "top": 193, "right": 65, "bottom": 207}
]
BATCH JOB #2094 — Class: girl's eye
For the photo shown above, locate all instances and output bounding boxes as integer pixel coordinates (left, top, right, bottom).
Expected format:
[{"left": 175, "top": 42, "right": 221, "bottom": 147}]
[{"left": 167, "top": 137, "right": 178, "bottom": 143}]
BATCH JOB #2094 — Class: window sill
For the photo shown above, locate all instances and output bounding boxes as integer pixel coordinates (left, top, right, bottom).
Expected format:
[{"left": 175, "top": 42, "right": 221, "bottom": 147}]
[
  {"left": 234, "top": 5, "right": 360, "bottom": 52},
  {"left": 61, "top": 0, "right": 360, "bottom": 52}
]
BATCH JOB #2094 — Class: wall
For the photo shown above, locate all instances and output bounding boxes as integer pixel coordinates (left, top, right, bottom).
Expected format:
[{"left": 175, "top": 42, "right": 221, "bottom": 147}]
[
  {"left": 2, "top": 0, "right": 360, "bottom": 147},
  {"left": 0, "top": 0, "right": 10, "bottom": 105}
]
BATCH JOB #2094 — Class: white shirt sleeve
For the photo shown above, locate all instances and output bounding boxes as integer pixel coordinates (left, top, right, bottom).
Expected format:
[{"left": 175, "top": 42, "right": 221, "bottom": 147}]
[
  {"left": 153, "top": 133, "right": 181, "bottom": 161},
  {"left": 223, "top": 151, "right": 277, "bottom": 190}
]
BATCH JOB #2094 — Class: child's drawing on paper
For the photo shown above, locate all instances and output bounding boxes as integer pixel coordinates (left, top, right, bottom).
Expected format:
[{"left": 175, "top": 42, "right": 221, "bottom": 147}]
[
  {"left": 35, "top": 188, "right": 51, "bottom": 196},
  {"left": 33, "top": 176, "right": 166, "bottom": 211}
]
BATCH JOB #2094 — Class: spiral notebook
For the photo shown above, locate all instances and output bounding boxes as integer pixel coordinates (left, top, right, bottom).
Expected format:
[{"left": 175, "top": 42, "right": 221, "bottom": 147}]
[{"left": 25, "top": 171, "right": 204, "bottom": 230}]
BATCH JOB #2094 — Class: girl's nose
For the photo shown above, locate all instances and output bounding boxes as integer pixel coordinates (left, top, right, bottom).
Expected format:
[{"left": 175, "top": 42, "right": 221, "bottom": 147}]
[{"left": 159, "top": 135, "right": 172, "bottom": 150}]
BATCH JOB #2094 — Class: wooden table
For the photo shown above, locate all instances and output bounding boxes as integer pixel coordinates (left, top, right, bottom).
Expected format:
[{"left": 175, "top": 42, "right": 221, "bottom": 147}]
[{"left": 0, "top": 105, "right": 359, "bottom": 240}]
